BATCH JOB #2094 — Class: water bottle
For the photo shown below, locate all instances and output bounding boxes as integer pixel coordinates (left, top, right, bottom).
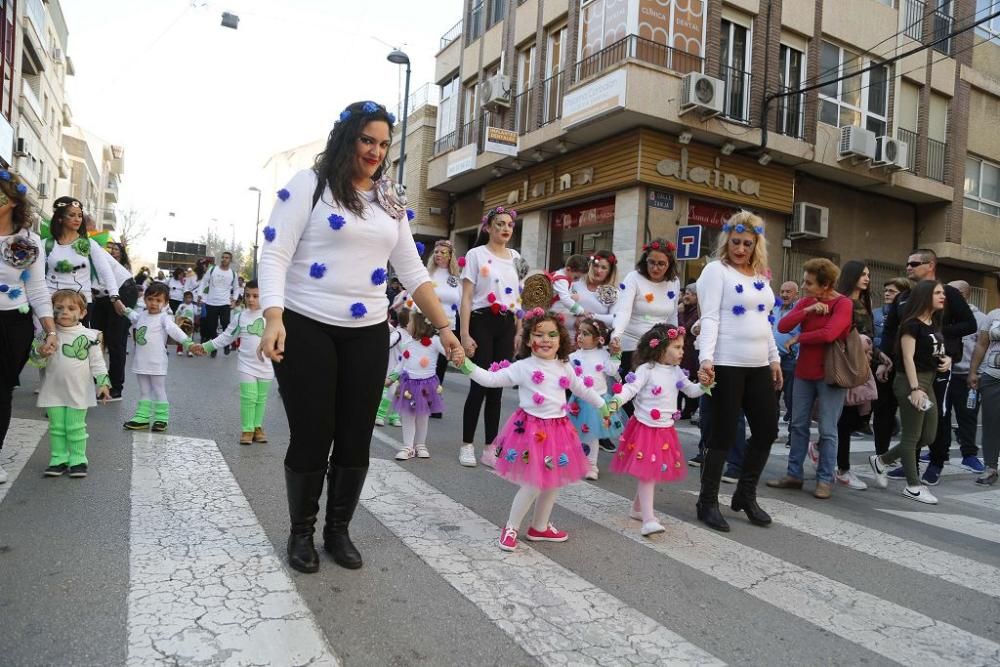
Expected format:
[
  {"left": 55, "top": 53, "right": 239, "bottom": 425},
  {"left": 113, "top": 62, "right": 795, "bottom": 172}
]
[{"left": 967, "top": 389, "right": 978, "bottom": 410}]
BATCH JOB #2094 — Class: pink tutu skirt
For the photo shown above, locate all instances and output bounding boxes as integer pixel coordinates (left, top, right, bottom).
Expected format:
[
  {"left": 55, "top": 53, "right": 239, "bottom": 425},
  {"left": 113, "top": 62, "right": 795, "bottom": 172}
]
[
  {"left": 391, "top": 373, "right": 445, "bottom": 416},
  {"left": 492, "top": 409, "right": 589, "bottom": 489},
  {"left": 610, "top": 418, "right": 687, "bottom": 483}
]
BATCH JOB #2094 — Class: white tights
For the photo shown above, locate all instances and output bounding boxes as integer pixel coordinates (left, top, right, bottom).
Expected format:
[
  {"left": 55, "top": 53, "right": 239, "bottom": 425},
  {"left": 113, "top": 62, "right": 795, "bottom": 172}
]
[
  {"left": 584, "top": 439, "right": 599, "bottom": 467},
  {"left": 633, "top": 480, "right": 657, "bottom": 523},
  {"left": 400, "top": 412, "right": 429, "bottom": 449},
  {"left": 137, "top": 374, "right": 168, "bottom": 402},
  {"left": 507, "top": 485, "right": 559, "bottom": 532}
]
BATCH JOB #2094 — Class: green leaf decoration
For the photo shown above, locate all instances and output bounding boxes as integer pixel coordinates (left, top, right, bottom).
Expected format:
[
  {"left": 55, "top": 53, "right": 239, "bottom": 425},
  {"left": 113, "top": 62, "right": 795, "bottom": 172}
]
[
  {"left": 135, "top": 326, "right": 148, "bottom": 345},
  {"left": 54, "top": 259, "right": 75, "bottom": 273},
  {"left": 61, "top": 335, "right": 90, "bottom": 360},
  {"left": 72, "top": 237, "right": 91, "bottom": 256},
  {"left": 247, "top": 318, "right": 265, "bottom": 337}
]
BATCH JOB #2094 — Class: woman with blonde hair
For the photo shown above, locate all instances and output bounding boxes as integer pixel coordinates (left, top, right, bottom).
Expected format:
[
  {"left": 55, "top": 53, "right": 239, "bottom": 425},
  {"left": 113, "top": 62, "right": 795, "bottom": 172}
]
[
  {"left": 694, "top": 212, "right": 781, "bottom": 532},
  {"left": 427, "top": 239, "right": 461, "bottom": 417}
]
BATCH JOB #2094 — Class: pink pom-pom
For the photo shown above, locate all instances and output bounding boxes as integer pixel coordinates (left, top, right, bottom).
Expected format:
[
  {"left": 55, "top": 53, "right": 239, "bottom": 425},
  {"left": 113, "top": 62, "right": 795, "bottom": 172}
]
[
  {"left": 612, "top": 383, "right": 623, "bottom": 394},
  {"left": 500, "top": 360, "right": 511, "bottom": 369},
  {"left": 487, "top": 292, "right": 497, "bottom": 304},
  {"left": 672, "top": 411, "right": 682, "bottom": 421},
  {"left": 458, "top": 257, "right": 467, "bottom": 268},
  {"left": 583, "top": 376, "right": 594, "bottom": 388},
  {"left": 574, "top": 366, "right": 583, "bottom": 376},
  {"left": 532, "top": 392, "right": 545, "bottom": 405},
  {"left": 558, "top": 376, "right": 571, "bottom": 389},
  {"left": 531, "top": 370, "right": 545, "bottom": 385},
  {"left": 489, "top": 362, "right": 501, "bottom": 372},
  {"left": 650, "top": 409, "right": 661, "bottom": 420},
  {"left": 595, "top": 364, "right": 604, "bottom": 372}
]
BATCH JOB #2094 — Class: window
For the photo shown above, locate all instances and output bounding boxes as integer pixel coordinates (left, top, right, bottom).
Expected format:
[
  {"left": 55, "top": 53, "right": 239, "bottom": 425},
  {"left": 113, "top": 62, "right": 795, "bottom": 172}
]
[
  {"left": 977, "top": 0, "right": 1000, "bottom": 42},
  {"left": 579, "top": 0, "right": 628, "bottom": 59},
  {"left": 931, "top": 0, "right": 953, "bottom": 55},
  {"left": 637, "top": 0, "right": 706, "bottom": 71},
  {"left": 515, "top": 45, "right": 535, "bottom": 132},
  {"left": 965, "top": 156, "right": 1000, "bottom": 215},
  {"left": 818, "top": 41, "right": 888, "bottom": 136},
  {"left": 488, "top": 0, "right": 505, "bottom": 28},
  {"left": 436, "top": 75, "right": 459, "bottom": 141},
  {"left": 469, "top": 0, "right": 484, "bottom": 41},
  {"left": 777, "top": 44, "right": 804, "bottom": 137},
  {"left": 544, "top": 25, "right": 567, "bottom": 124},
  {"left": 720, "top": 19, "right": 751, "bottom": 122}
]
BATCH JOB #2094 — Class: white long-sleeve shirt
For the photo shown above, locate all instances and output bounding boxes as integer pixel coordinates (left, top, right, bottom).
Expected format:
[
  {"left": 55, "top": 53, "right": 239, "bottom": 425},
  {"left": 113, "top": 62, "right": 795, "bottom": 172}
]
[
  {"left": 92, "top": 255, "right": 133, "bottom": 298},
  {"left": 168, "top": 278, "right": 188, "bottom": 302},
  {"left": 204, "top": 308, "right": 274, "bottom": 379},
  {"left": 613, "top": 362, "right": 706, "bottom": 428},
  {"left": 568, "top": 347, "right": 621, "bottom": 395},
  {"left": 35, "top": 324, "right": 108, "bottom": 409},
  {"left": 392, "top": 335, "right": 446, "bottom": 380},
  {"left": 572, "top": 278, "right": 616, "bottom": 327},
  {"left": 696, "top": 260, "right": 779, "bottom": 367},
  {"left": 258, "top": 169, "right": 430, "bottom": 327},
  {"left": 45, "top": 237, "right": 120, "bottom": 303},
  {"left": 125, "top": 308, "right": 192, "bottom": 375},
  {"left": 612, "top": 271, "right": 680, "bottom": 352},
  {"left": 460, "top": 245, "right": 522, "bottom": 312},
  {"left": 549, "top": 269, "right": 583, "bottom": 318},
  {"left": 386, "top": 326, "right": 412, "bottom": 378},
  {"left": 466, "top": 356, "right": 605, "bottom": 419},
  {"left": 201, "top": 266, "right": 236, "bottom": 306},
  {"left": 430, "top": 266, "right": 461, "bottom": 329},
  {"left": 0, "top": 230, "right": 53, "bottom": 318}
]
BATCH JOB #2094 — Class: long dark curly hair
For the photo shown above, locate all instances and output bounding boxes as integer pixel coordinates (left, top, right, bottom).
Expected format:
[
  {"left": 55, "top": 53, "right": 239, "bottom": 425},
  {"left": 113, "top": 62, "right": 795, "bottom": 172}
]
[
  {"left": 313, "top": 100, "right": 395, "bottom": 218},
  {"left": 0, "top": 171, "right": 35, "bottom": 231},
  {"left": 49, "top": 196, "right": 85, "bottom": 242},
  {"left": 632, "top": 322, "right": 685, "bottom": 369},
  {"left": 517, "top": 310, "right": 572, "bottom": 361}
]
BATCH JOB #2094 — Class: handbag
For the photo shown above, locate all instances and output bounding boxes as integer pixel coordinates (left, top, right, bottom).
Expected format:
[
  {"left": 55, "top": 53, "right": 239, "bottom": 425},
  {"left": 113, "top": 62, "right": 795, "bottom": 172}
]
[{"left": 825, "top": 299, "right": 871, "bottom": 388}]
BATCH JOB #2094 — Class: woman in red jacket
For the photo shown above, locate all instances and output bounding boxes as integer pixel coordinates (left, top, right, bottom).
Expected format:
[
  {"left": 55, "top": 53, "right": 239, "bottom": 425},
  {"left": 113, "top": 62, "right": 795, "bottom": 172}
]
[{"left": 767, "top": 258, "right": 853, "bottom": 499}]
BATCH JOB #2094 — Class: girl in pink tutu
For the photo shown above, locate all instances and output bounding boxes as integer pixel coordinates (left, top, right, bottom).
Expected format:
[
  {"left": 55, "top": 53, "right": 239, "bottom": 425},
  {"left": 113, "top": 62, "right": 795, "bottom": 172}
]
[
  {"left": 456, "top": 309, "right": 610, "bottom": 551},
  {"left": 610, "top": 323, "right": 712, "bottom": 537},
  {"left": 389, "top": 309, "right": 448, "bottom": 461}
]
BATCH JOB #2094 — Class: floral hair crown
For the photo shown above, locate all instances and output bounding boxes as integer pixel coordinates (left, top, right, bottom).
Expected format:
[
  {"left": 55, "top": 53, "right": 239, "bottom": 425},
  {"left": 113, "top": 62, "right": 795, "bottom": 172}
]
[
  {"left": 434, "top": 239, "right": 453, "bottom": 249},
  {"left": 590, "top": 253, "right": 616, "bottom": 265},
  {"left": 481, "top": 205, "right": 518, "bottom": 228},
  {"left": 339, "top": 101, "right": 396, "bottom": 125},
  {"left": 642, "top": 240, "right": 676, "bottom": 253},
  {"left": 0, "top": 170, "right": 28, "bottom": 194},
  {"left": 648, "top": 325, "right": 686, "bottom": 348},
  {"left": 721, "top": 221, "right": 765, "bottom": 235},
  {"left": 54, "top": 199, "right": 83, "bottom": 209}
]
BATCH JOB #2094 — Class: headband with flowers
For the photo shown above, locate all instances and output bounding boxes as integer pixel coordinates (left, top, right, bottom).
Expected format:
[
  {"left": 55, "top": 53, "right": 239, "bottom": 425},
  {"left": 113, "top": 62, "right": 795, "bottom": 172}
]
[
  {"left": 54, "top": 199, "right": 83, "bottom": 209},
  {"left": 642, "top": 241, "right": 676, "bottom": 253},
  {"left": 721, "top": 221, "right": 765, "bottom": 235},
  {"left": 0, "top": 170, "right": 28, "bottom": 195},
  {"left": 666, "top": 326, "right": 687, "bottom": 339},
  {"left": 338, "top": 101, "right": 397, "bottom": 125},
  {"left": 589, "top": 253, "right": 616, "bottom": 265},
  {"left": 481, "top": 205, "right": 518, "bottom": 229},
  {"left": 434, "top": 239, "right": 453, "bottom": 249}
]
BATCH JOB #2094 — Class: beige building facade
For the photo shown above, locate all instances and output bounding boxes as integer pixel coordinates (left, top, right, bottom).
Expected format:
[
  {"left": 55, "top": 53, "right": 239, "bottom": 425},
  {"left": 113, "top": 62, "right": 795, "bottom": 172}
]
[{"left": 426, "top": 0, "right": 1000, "bottom": 309}]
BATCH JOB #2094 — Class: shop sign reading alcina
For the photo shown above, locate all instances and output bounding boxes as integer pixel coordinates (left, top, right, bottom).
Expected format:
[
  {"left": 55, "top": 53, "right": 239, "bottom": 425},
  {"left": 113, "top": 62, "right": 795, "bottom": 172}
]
[
  {"left": 504, "top": 168, "right": 595, "bottom": 205},
  {"left": 655, "top": 148, "right": 762, "bottom": 198}
]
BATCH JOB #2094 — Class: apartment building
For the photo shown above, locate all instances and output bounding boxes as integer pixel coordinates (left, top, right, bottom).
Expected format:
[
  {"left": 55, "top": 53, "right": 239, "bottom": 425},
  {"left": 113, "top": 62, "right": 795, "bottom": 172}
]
[
  {"left": 428, "top": 0, "right": 1000, "bottom": 308},
  {"left": 60, "top": 125, "right": 124, "bottom": 231}
]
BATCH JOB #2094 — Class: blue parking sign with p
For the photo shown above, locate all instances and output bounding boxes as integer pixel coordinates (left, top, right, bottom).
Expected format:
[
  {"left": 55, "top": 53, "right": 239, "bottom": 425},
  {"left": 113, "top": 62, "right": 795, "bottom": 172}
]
[{"left": 676, "top": 225, "right": 702, "bottom": 261}]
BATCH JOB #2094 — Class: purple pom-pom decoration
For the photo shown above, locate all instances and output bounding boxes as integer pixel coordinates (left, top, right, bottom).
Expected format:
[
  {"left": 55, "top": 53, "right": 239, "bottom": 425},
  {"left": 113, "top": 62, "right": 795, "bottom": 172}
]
[
  {"left": 515, "top": 308, "right": 525, "bottom": 319},
  {"left": 371, "top": 267, "right": 387, "bottom": 285},
  {"left": 277, "top": 188, "right": 290, "bottom": 201},
  {"left": 583, "top": 376, "right": 594, "bottom": 388},
  {"left": 532, "top": 392, "right": 545, "bottom": 405},
  {"left": 619, "top": 283, "right": 626, "bottom": 290},
  {"left": 504, "top": 287, "right": 513, "bottom": 294},
  {"left": 672, "top": 411, "right": 682, "bottom": 421},
  {"left": 531, "top": 370, "right": 545, "bottom": 385},
  {"left": 500, "top": 360, "right": 511, "bottom": 369},
  {"left": 753, "top": 280, "right": 765, "bottom": 291},
  {"left": 406, "top": 208, "right": 415, "bottom": 221},
  {"left": 676, "top": 380, "right": 686, "bottom": 389},
  {"left": 328, "top": 213, "right": 346, "bottom": 230},
  {"left": 415, "top": 241, "right": 425, "bottom": 256},
  {"left": 758, "top": 303, "right": 766, "bottom": 312},
  {"left": 732, "top": 305, "right": 746, "bottom": 315},
  {"left": 263, "top": 226, "right": 276, "bottom": 242},
  {"left": 350, "top": 302, "right": 367, "bottom": 319},
  {"left": 595, "top": 364, "right": 604, "bottom": 372},
  {"left": 309, "top": 263, "right": 326, "bottom": 279},
  {"left": 559, "top": 376, "right": 571, "bottom": 389},
  {"left": 625, "top": 372, "right": 637, "bottom": 383},
  {"left": 489, "top": 362, "right": 501, "bottom": 372},
  {"left": 362, "top": 101, "right": 378, "bottom": 114},
  {"left": 339, "top": 109, "right": 352, "bottom": 122},
  {"left": 16, "top": 184, "right": 27, "bottom": 194},
  {"left": 735, "top": 284, "right": 744, "bottom": 293}
]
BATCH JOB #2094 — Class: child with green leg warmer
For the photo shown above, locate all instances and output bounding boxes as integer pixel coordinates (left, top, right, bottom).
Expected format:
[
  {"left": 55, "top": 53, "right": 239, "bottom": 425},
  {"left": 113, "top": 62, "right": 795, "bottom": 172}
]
[
  {"left": 376, "top": 310, "right": 410, "bottom": 428},
  {"left": 122, "top": 282, "right": 192, "bottom": 432},
  {"left": 35, "top": 290, "right": 111, "bottom": 478},
  {"left": 191, "top": 281, "right": 273, "bottom": 445}
]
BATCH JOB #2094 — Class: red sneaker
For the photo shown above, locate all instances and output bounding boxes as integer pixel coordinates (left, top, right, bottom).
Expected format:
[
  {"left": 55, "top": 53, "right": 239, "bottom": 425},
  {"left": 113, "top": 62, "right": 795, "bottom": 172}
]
[
  {"left": 499, "top": 525, "right": 518, "bottom": 551},
  {"left": 525, "top": 524, "right": 569, "bottom": 542}
]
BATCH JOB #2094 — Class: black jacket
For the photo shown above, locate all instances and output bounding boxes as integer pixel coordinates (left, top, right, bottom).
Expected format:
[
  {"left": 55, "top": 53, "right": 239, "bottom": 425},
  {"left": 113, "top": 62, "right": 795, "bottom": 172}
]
[{"left": 878, "top": 283, "right": 976, "bottom": 363}]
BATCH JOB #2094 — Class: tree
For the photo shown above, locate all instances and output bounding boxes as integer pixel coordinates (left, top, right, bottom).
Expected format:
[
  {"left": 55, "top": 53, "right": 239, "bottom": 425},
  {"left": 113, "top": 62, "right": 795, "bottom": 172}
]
[
  {"left": 198, "top": 228, "right": 248, "bottom": 271},
  {"left": 116, "top": 207, "right": 150, "bottom": 251}
]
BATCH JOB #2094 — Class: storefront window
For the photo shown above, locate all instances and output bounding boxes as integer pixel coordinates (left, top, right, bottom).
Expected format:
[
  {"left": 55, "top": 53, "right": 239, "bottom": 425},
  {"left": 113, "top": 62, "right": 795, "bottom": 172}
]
[{"left": 549, "top": 198, "right": 615, "bottom": 270}]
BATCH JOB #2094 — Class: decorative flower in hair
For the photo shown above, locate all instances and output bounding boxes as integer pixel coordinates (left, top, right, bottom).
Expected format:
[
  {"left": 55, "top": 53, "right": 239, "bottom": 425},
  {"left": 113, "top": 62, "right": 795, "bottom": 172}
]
[
  {"left": 530, "top": 307, "right": 545, "bottom": 318},
  {"left": 362, "top": 101, "right": 378, "bottom": 114},
  {"left": 648, "top": 338, "right": 660, "bottom": 348},
  {"left": 339, "top": 109, "right": 351, "bottom": 122},
  {"left": 734, "top": 223, "right": 747, "bottom": 233},
  {"left": 721, "top": 223, "right": 732, "bottom": 232},
  {"left": 388, "top": 112, "right": 397, "bottom": 124},
  {"left": 666, "top": 329, "right": 679, "bottom": 340},
  {"left": 677, "top": 326, "right": 686, "bottom": 336},
  {"left": 0, "top": 170, "right": 10, "bottom": 181},
  {"left": 496, "top": 206, "right": 505, "bottom": 214},
  {"left": 277, "top": 188, "right": 290, "bottom": 201},
  {"left": 754, "top": 226, "right": 765, "bottom": 235}
]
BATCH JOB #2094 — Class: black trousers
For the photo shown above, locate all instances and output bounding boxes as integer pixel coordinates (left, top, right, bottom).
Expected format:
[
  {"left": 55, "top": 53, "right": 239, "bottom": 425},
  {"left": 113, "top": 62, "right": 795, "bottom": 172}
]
[
  {"left": 0, "top": 309, "right": 34, "bottom": 451},
  {"left": 275, "top": 309, "right": 388, "bottom": 472},
  {"left": 462, "top": 308, "right": 515, "bottom": 444},
  {"left": 942, "top": 373, "right": 980, "bottom": 456},
  {"left": 200, "top": 304, "right": 231, "bottom": 343},
  {"left": 837, "top": 404, "right": 863, "bottom": 471},
  {"left": 434, "top": 317, "right": 460, "bottom": 386},
  {"left": 169, "top": 298, "right": 182, "bottom": 314},
  {"left": 619, "top": 351, "right": 636, "bottom": 417},
  {"left": 705, "top": 365, "right": 778, "bottom": 455},
  {"left": 90, "top": 296, "right": 131, "bottom": 394},
  {"left": 928, "top": 370, "right": 968, "bottom": 466},
  {"left": 872, "top": 369, "right": 898, "bottom": 455}
]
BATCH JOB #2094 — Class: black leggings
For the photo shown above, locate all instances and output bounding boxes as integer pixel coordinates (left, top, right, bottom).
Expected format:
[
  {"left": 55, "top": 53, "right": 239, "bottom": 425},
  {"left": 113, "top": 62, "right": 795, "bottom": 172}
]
[
  {"left": 274, "top": 309, "right": 388, "bottom": 472},
  {"left": 462, "top": 309, "right": 516, "bottom": 444},
  {"left": 705, "top": 365, "right": 778, "bottom": 455},
  {"left": 619, "top": 351, "right": 636, "bottom": 417},
  {"left": 90, "top": 296, "right": 131, "bottom": 394},
  {"left": 0, "top": 309, "right": 35, "bottom": 451},
  {"left": 200, "top": 304, "right": 231, "bottom": 343},
  {"left": 872, "top": 370, "right": 898, "bottom": 455},
  {"left": 837, "top": 404, "right": 863, "bottom": 471},
  {"left": 435, "top": 318, "right": 460, "bottom": 385}
]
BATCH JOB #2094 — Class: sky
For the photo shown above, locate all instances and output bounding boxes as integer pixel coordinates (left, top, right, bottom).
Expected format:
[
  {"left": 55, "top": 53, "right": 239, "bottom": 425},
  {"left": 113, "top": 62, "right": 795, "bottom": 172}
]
[{"left": 62, "top": 0, "right": 463, "bottom": 267}]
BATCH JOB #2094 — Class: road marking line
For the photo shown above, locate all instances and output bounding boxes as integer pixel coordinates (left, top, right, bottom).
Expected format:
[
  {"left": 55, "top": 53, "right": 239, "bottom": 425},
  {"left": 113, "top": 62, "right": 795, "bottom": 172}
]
[
  {"left": 0, "top": 418, "right": 48, "bottom": 504},
  {"left": 127, "top": 433, "right": 339, "bottom": 667},
  {"left": 875, "top": 510, "right": 1000, "bottom": 546},
  {"left": 555, "top": 482, "right": 1000, "bottom": 667},
  {"left": 362, "top": 457, "right": 725, "bottom": 666},
  {"left": 948, "top": 488, "right": 1000, "bottom": 511}
]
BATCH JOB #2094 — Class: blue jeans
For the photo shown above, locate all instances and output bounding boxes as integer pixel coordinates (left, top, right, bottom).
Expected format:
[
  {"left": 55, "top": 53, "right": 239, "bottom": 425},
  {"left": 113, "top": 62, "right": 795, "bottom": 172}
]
[{"left": 786, "top": 377, "right": 847, "bottom": 484}]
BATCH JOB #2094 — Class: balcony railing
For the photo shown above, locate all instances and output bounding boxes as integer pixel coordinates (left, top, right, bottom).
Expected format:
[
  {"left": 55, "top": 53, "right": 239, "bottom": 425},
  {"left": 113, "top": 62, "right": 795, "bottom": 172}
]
[
  {"left": 775, "top": 86, "right": 804, "bottom": 139},
  {"left": 541, "top": 70, "right": 566, "bottom": 128},
  {"left": 575, "top": 34, "right": 703, "bottom": 83},
  {"left": 512, "top": 86, "right": 534, "bottom": 135},
  {"left": 927, "top": 138, "right": 946, "bottom": 182},
  {"left": 439, "top": 19, "right": 463, "bottom": 50},
  {"left": 433, "top": 131, "right": 457, "bottom": 155},
  {"left": 931, "top": 9, "right": 953, "bottom": 55},
  {"left": 395, "top": 83, "right": 439, "bottom": 122},
  {"left": 896, "top": 127, "right": 918, "bottom": 172},
  {"left": 902, "top": 0, "right": 925, "bottom": 40},
  {"left": 719, "top": 65, "right": 752, "bottom": 124},
  {"left": 457, "top": 117, "right": 479, "bottom": 149}
]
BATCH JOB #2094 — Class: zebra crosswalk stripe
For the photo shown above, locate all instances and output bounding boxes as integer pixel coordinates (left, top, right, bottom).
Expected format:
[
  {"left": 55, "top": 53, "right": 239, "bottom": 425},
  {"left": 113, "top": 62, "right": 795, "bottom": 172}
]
[
  {"left": 362, "top": 457, "right": 725, "bottom": 666},
  {"left": 875, "top": 510, "right": 1000, "bottom": 545},
  {"left": 949, "top": 488, "right": 1000, "bottom": 511},
  {"left": 127, "top": 433, "right": 340, "bottom": 667},
  {"left": 0, "top": 418, "right": 48, "bottom": 505}
]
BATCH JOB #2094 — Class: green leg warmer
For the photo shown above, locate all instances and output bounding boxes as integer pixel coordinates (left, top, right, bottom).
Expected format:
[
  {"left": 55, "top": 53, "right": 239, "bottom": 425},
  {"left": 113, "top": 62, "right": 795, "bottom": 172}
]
[
  {"left": 153, "top": 401, "right": 170, "bottom": 424},
  {"left": 66, "top": 408, "right": 89, "bottom": 467},
  {"left": 376, "top": 388, "right": 392, "bottom": 421},
  {"left": 240, "top": 382, "right": 257, "bottom": 432},
  {"left": 130, "top": 399, "right": 152, "bottom": 425},
  {"left": 47, "top": 406, "right": 69, "bottom": 467},
  {"left": 254, "top": 379, "right": 271, "bottom": 429}
]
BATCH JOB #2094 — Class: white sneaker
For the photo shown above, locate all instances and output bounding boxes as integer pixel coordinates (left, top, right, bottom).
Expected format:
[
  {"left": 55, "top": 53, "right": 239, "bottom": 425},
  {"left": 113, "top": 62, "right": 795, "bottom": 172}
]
[
  {"left": 459, "top": 444, "right": 477, "bottom": 467},
  {"left": 0, "top": 464, "right": 8, "bottom": 484},
  {"left": 187, "top": 351, "right": 194, "bottom": 357},
  {"left": 176, "top": 349, "right": 182, "bottom": 356},
  {"left": 803, "top": 441, "right": 819, "bottom": 477},
  {"left": 902, "top": 485, "right": 938, "bottom": 504},
  {"left": 641, "top": 520, "right": 665, "bottom": 536},
  {"left": 868, "top": 454, "right": 888, "bottom": 489},
  {"left": 480, "top": 446, "right": 497, "bottom": 468},
  {"left": 415, "top": 444, "right": 430, "bottom": 459},
  {"left": 585, "top": 465, "right": 599, "bottom": 481},
  {"left": 835, "top": 468, "right": 868, "bottom": 490},
  {"left": 374, "top": 416, "right": 386, "bottom": 427},
  {"left": 395, "top": 447, "right": 415, "bottom": 461}
]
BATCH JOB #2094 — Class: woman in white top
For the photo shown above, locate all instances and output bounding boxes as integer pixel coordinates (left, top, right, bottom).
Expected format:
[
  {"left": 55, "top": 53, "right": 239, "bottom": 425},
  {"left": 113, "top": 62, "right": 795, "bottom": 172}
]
[
  {"left": 90, "top": 237, "right": 138, "bottom": 401},
  {"left": 572, "top": 249, "right": 619, "bottom": 329},
  {"left": 695, "top": 211, "right": 782, "bottom": 533},
  {"left": 610, "top": 239, "right": 681, "bottom": 414},
  {"left": 428, "top": 239, "right": 461, "bottom": 416},
  {"left": 258, "top": 100, "right": 463, "bottom": 575},
  {"left": 168, "top": 268, "right": 187, "bottom": 313},
  {"left": 459, "top": 206, "right": 526, "bottom": 468},
  {"left": 0, "top": 170, "right": 57, "bottom": 482}
]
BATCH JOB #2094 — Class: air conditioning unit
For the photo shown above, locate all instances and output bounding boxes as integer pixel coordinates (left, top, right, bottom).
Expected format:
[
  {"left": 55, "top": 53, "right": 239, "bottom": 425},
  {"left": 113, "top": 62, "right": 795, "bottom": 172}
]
[
  {"left": 680, "top": 72, "right": 724, "bottom": 117},
  {"left": 13, "top": 138, "right": 27, "bottom": 157},
  {"left": 838, "top": 125, "right": 876, "bottom": 161},
  {"left": 873, "top": 136, "right": 909, "bottom": 170},
  {"left": 789, "top": 202, "right": 829, "bottom": 240},
  {"left": 37, "top": 182, "right": 47, "bottom": 198},
  {"left": 52, "top": 48, "right": 63, "bottom": 63},
  {"left": 479, "top": 74, "right": 511, "bottom": 109}
]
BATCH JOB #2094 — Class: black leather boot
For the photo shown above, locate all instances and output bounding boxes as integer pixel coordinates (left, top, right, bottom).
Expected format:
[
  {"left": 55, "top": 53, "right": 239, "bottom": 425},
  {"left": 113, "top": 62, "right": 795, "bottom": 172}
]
[
  {"left": 696, "top": 449, "right": 730, "bottom": 532},
  {"left": 285, "top": 466, "right": 327, "bottom": 573},
  {"left": 731, "top": 445, "right": 773, "bottom": 527},
  {"left": 323, "top": 465, "right": 368, "bottom": 569}
]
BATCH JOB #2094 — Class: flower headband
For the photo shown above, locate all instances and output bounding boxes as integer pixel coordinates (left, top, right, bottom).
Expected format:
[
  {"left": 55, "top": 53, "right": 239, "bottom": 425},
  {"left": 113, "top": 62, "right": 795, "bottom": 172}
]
[
  {"left": 481, "top": 205, "right": 518, "bottom": 228},
  {"left": 721, "top": 221, "right": 765, "bottom": 235},
  {"left": 0, "top": 170, "right": 29, "bottom": 195},
  {"left": 54, "top": 199, "right": 83, "bottom": 209},
  {"left": 434, "top": 239, "right": 453, "bottom": 250},
  {"left": 642, "top": 241, "right": 676, "bottom": 253},
  {"left": 526, "top": 307, "right": 545, "bottom": 318},
  {"left": 590, "top": 253, "right": 616, "bottom": 265},
  {"left": 339, "top": 101, "right": 396, "bottom": 125}
]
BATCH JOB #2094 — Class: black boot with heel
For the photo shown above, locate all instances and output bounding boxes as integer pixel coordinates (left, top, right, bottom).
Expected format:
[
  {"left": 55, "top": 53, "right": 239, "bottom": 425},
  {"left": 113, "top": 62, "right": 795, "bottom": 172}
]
[
  {"left": 323, "top": 465, "right": 368, "bottom": 570},
  {"left": 696, "top": 449, "right": 731, "bottom": 532},
  {"left": 285, "top": 466, "right": 327, "bottom": 573},
  {"left": 730, "top": 444, "right": 773, "bottom": 526}
]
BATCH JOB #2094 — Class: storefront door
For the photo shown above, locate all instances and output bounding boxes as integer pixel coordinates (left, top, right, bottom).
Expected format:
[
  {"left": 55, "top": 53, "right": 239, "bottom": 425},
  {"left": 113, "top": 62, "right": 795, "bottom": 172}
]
[{"left": 548, "top": 198, "right": 615, "bottom": 271}]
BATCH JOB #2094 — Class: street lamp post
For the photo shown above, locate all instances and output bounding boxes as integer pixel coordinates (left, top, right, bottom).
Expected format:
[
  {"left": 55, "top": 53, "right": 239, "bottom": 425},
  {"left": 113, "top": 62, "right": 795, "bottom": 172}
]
[
  {"left": 387, "top": 49, "right": 411, "bottom": 187},
  {"left": 249, "top": 186, "right": 262, "bottom": 280}
]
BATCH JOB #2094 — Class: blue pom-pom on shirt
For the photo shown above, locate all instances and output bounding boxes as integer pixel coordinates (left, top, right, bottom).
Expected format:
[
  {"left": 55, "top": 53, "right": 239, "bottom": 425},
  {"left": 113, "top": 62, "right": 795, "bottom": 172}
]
[
  {"left": 415, "top": 241, "right": 425, "bottom": 256},
  {"left": 406, "top": 208, "right": 415, "bottom": 221},
  {"left": 328, "top": 213, "right": 346, "bottom": 230},
  {"left": 0, "top": 284, "right": 8, "bottom": 292},
  {"left": 504, "top": 287, "right": 513, "bottom": 294},
  {"left": 675, "top": 380, "right": 686, "bottom": 389},
  {"left": 732, "top": 305, "right": 746, "bottom": 315},
  {"left": 667, "top": 291, "right": 676, "bottom": 299},
  {"left": 451, "top": 304, "right": 458, "bottom": 311},
  {"left": 753, "top": 280, "right": 766, "bottom": 291},
  {"left": 309, "top": 263, "right": 326, "bottom": 279},
  {"left": 735, "top": 284, "right": 744, "bottom": 294},
  {"left": 768, "top": 315, "right": 776, "bottom": 324},
  {"left": 774, "top": 296, "right": 784, "bottom": 307},
  {"left": 263, "top": 226, "right": 276, "bottom": 242},
  {"left": 758, "top": 303, "right": 767, "bottom": 312},
  {"left": 277, "top": 188, "right": 290, "bottom": 201},
  {"left": 19, "top": 269, "right": 29, "bottom": 282},
  {"left": 625, "top": 372, "right": 637, "bottom": 383},
  {"left": 350, "top": 302, "right": 367, "bottom": 319},
  {"left": 371, "top": 267, "right": 387, "bottom": 285},
  {"left": 619, "top": 283, "right": 626, "bottom": 290},
  {"left": 8, "top": 287, "right": 21, "bottom": 299}
]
